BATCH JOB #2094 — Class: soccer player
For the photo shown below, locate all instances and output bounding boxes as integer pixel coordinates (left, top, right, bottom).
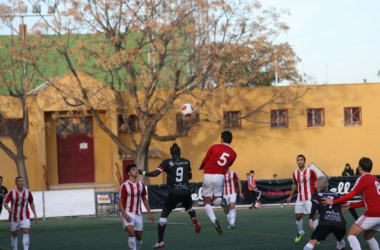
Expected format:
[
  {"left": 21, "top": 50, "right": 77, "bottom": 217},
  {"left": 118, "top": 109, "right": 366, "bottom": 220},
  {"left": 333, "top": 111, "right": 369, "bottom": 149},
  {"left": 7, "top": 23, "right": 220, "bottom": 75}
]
[
  {"left": 138, "top": 143, "right": 201, "bottom": 249},
  {"left": 303, "top": 176, "right": 347, "bottom": 250},
  {"left": 223, "top": 168, "right": 244, "bottom": 229},
  {"left": 0, "top": 176, "right": 8, "bottom": 215},
  {"left": 199, "top": 130, "right": 237, "bottom": 235},
  {"left": 287, "top": 154, "right": 318, "bottom": 242},
  {"left": 3, "top": 177, "right": 38, "bottom": 250},
  {"left": 248, "top": 170, "right": 261, "bottom": 209},
  {"left": 118, "top": 163, "right": 155, "bottom": 250},
  {"left": 322, "top": 157, "right": 380, "bottom": 250}
]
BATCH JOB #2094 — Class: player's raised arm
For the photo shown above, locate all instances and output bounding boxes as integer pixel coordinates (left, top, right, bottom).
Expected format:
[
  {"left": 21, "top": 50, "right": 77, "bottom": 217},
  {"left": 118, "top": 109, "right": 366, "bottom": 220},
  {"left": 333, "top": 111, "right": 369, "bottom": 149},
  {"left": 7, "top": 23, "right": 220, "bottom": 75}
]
[{"left": 138, "top": 169, "right": 161, "bottom": 177}]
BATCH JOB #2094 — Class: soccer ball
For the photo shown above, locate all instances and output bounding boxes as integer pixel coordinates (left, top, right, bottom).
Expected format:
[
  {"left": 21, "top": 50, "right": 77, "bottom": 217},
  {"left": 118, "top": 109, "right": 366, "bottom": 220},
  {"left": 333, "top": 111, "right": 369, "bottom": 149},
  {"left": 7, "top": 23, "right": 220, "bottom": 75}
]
[
  {"left": 181, "top": 103, "right": 194, "bottom": 117},
  {"left": 254, "top": 201, "right": 261, "bottom": 208}
]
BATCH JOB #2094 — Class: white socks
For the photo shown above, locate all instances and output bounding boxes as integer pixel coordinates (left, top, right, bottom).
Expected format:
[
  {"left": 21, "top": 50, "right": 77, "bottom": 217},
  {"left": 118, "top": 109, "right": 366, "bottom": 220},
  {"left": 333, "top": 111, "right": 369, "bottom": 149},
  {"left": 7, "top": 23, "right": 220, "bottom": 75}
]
[
  {"left": 312, "top": 219, "right": 319, "bottom": 229},
  {"left": 205, "top": 204, "right": 217, "bottom": 223},
  {"left": 11, "top": 236, "right": 18, "bottom": 250},
  {"left": 136, "top": 238, "right": 142, "bottom": 250},
  {"left": 348, "top": 235, "right": 361, "bottom": 250},
  {"left": 213, "top": 198, "right": 222, "bottom": 206},
  {"left": 228, "top": 209, "right": 236, "bottom": 225},
  {"left": 336, "top": 239, "right": 345, "bottom": 250},
  {"left": 367, "top": 237, "right": 379, "bottom": 250},
  {"left": 296, "top": 219, "right": 304, "bottom": 234},
  {"left": 159, "top": 217, "right": 167, "bottom": 226},
  {"left": 23, "top": 234, "right": 29, "bottom": 250},
  {"left": 128, "top": 237, "right": 136, "bottom": 250},
  {"left": 303, "top": 243, "right": 314, "bottom": 250}
]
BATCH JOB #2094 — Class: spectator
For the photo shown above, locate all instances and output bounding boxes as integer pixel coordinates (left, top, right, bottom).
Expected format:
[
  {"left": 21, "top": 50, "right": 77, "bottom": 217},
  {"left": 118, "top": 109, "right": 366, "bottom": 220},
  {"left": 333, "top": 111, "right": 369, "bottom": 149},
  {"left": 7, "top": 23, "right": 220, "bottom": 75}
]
[{"left": 341, "top": 163, "right": 354, "bottom": 176}]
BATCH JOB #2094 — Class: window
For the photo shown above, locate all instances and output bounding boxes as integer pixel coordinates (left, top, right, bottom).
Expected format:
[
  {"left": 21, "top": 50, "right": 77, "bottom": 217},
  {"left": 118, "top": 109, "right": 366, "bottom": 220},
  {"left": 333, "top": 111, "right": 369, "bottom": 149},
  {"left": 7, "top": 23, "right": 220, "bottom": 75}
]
[
  {"left": 271, "top": 109, "right": 288, "bottom": 128},
  {"left": 0, "top": 119, "right": 25, "bottom": 137},
  {"left": 307, "top": 109, "right": 325, "bottom": 127},
  {"left": 224, "top": 111, "right": 241, "bottom": 129},
  {"left": 344, "top": 107, "right": 362, "bottom": 126},
  {"left": 57, "top": 117, "right": 93, "bottom": 136},
  {"left": 119, "top": 115, "right": 140, "bottom": 134},
  {"left": 176, "top": 113, "right": 199, "bottom": 133}
]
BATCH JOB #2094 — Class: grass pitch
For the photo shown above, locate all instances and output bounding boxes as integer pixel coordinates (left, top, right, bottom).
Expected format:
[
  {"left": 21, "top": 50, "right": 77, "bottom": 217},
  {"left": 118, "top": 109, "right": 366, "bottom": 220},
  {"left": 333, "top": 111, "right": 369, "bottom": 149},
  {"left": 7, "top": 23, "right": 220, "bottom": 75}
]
[{"left": 0, "top": 207, "right": 370, "bottom": 250}]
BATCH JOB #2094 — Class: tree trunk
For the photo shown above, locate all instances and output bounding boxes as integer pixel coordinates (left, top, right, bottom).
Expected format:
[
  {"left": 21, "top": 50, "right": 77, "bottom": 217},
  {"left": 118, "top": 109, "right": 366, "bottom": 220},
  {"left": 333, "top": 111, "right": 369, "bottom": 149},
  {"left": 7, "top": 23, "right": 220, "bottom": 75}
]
[
  {"left": 15, "top": 156, "right": 30, "bottom": 188},
  {"left": 135, "top": 147, "right": 150, "bottom": 185}
]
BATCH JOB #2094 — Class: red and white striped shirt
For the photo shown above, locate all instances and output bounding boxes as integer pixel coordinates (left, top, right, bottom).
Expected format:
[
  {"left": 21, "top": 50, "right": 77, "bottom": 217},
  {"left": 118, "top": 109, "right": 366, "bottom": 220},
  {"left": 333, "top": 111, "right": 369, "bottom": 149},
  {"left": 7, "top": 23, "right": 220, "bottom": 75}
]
[
  {"left": 4, "top": 188, "right": 34, "bottom": 222},
  {"left": 224, "top": 171, "right": 239, "bottom": 195},
  {"left": 293, "top": 168, "right": 317, "bottom": 201},
  {"left": 118, "top": 180, "right": 147, "bottom": 215}
]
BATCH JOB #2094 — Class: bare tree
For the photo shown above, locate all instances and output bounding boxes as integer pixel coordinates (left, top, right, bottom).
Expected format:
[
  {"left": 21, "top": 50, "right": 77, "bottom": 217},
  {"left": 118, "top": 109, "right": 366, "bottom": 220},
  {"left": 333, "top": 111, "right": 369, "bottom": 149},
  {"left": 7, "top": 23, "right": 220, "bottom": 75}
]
[
  {"left": 0, "top": 6, "right": 51, "bottom": 187},
  {"left": 19, "top": 0, "right": 308, "bottom": 181}
]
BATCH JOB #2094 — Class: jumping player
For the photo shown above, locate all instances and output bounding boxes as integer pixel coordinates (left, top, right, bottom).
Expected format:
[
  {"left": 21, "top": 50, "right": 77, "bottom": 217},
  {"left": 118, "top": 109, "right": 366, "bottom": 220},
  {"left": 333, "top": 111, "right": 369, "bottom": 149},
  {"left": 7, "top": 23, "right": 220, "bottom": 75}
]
[
  {"left": 303, "top": 176, "right": 346, "bottom": 250},
  {"left": 118, "top": 164, "right": 155, "bottom": 250},
  {"left": 138, "top": 143, "right": 201, "bottom": 249},
  {"left": 199, "top": 130, "right": 237, "bottom": 235},
  {"left": 322, "top": 157, "right": 380, "bottom": 250},
  {"left": 4, "top": 177, "right": 38, "bottom": 250},
  {"left": 223, "top": 168, "right": 244, "bottom": 229},
  {"left": 287, "top": 154, "right": 318, "bottom": 242}
]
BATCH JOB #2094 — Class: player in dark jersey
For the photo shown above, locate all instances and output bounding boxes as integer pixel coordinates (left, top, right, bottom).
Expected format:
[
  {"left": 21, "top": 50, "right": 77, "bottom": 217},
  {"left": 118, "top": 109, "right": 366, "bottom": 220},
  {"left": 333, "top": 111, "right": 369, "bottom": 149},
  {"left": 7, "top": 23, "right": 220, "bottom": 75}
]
[
  {"left": 303, "top": 176, "right": 347, "bottom": 250},
  {"left": 138, "top": 143, "right": 200, "bottom": 249}
]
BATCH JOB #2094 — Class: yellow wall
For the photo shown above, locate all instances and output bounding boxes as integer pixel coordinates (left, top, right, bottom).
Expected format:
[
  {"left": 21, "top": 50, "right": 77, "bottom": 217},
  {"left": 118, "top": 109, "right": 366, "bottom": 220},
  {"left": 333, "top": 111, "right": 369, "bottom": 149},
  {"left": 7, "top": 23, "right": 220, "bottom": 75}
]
[{"left": 2, "top": 72, "right": 380, "bottom": 191}]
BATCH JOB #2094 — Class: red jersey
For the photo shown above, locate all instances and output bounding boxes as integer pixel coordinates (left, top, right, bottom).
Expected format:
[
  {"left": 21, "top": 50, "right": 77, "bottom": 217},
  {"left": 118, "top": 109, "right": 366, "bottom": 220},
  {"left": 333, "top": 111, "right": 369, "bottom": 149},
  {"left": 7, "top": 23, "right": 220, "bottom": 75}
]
[
  {"left": 224, "top": 171, "right": 239, "bottom": 195},
  {"left": 118, "top": 180, "right": 147, "bottom": 215},
  {"left": 333, "top": 173, "right": 380, "bottom": 217},
  {"left": 4, "top": 188, "right": 34, "bottom": 222},
  {"left": 293, "top": 167, "right": 317, "bottom": 201},
  {"left": 200, "top": 143, "right": 237, "bottom": 175}
]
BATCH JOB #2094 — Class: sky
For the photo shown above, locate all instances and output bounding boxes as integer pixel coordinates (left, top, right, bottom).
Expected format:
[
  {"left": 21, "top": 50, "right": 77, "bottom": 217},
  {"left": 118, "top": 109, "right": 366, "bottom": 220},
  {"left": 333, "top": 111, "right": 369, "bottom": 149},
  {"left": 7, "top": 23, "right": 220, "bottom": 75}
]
[
  {"left": 261, "top": 0, "right": 380, "bottom": 84},
  {"left": 0, "top": 0, "right": 379, "bottom": 84}
]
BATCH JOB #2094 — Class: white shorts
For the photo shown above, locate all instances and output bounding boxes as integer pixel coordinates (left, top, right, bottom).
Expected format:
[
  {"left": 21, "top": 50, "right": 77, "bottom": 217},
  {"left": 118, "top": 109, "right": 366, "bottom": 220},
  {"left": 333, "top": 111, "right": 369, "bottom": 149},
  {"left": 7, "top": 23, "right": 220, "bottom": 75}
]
[
  {"left": 355, "top": 216, "right": 380, "bottom": 231},
  {"left": 295, "top": 200, "right": 312, "bottom": 214},
  {"left": 223, "top": 193, "right": 237, "bottom": 204},
  {"left": 120, "top": 212, "right": 143, "bottom": 231},
  {"left": 11, "top": 219, "right": 30, "bottom": 231},
  {"left": 202, "top": 174, "right": 224, "bottom": 197}
]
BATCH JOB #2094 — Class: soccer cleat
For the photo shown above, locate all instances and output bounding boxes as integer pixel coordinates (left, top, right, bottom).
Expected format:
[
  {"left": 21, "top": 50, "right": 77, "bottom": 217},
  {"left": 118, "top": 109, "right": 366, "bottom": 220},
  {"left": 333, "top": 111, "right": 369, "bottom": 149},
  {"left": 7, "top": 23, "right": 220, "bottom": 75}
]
[
  {"left": 227, "top": 224, "right": 235, "bottom": 229},
  {"left": 295, "top": 231, "right": 305, "bottom": 242},
  {"left": 152, "top": 242, "right": 165, "bottom": 249},
  {"left": 220, "top": 198, "right": 230, "bottom": 214},
  {"left": 213, "top": 219, "right": 223, "bottom": 235},
  {"left": 192, "top": 217, "right": 201, "bottom": 234}
]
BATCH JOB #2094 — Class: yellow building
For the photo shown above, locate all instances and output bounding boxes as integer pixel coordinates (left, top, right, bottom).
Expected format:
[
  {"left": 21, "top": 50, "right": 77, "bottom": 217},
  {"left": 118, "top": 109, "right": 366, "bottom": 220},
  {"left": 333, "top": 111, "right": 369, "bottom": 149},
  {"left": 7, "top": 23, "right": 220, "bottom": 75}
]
[{"left": 1, "top": 73, "right": 379, "bottom": 191}]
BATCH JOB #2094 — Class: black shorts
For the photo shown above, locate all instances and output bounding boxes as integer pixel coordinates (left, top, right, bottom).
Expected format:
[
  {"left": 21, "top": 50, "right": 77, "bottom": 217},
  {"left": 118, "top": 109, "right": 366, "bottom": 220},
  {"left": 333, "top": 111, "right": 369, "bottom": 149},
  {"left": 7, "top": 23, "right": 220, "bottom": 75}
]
[
  {"left": 164, "top": 193, "right": 193, "bottom": 211},
  {"left": 311, "top": 224, "right": 346, "bottom": 242}
]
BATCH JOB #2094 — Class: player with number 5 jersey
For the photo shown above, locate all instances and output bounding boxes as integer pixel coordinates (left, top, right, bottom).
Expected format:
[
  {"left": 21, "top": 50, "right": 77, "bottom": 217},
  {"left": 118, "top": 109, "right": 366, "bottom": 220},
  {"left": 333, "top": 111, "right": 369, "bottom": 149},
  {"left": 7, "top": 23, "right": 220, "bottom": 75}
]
[
  {"left": 199, "top": 131, "right": 237, "bottom": 235},
  {"left": 322, "top": 157, "right": 380, "bottom": 250}
]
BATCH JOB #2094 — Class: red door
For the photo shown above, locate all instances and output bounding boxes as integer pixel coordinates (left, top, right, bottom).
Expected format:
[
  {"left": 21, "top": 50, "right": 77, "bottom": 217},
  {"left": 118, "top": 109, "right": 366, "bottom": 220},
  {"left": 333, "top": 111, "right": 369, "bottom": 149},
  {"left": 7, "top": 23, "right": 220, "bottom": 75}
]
[{"left": 57, "top": 117, "right": 95, "bottom": 184}]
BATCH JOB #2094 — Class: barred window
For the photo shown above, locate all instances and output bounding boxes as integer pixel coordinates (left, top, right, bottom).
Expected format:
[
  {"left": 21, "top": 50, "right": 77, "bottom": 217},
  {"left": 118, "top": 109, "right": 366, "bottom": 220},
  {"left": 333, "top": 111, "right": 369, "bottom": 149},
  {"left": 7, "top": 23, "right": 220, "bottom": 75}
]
[
  {"left": 307, "top": 109, "right": 325, "bottom": 127},
  {"left": 119, "top": 115, "right": 140, "bottom": 134},
  {"left": 271, "top": 109, "right": 288, "bottom": 128},
  {"left": 344, "top": 107, "right": 362, "bottom": 126},
  {"left": 0, "top": 119, "right": 25, "bottom": 137},
  {"left": 224, "top": 111, "right": 241, "bottom": 129}
]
